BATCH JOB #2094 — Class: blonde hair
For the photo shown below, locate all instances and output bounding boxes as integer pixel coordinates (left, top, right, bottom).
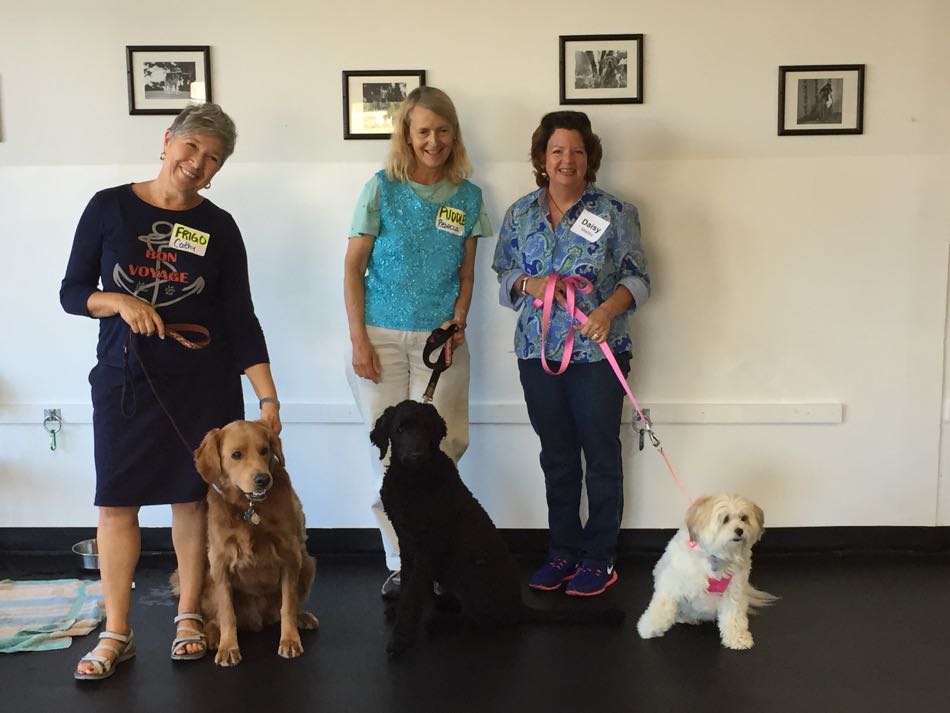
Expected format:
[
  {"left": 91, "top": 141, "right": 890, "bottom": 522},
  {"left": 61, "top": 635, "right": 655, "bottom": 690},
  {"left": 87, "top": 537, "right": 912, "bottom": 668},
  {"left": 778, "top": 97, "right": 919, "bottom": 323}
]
[{"left": 385, "top": 87, "right": 472, "bottom": 185}]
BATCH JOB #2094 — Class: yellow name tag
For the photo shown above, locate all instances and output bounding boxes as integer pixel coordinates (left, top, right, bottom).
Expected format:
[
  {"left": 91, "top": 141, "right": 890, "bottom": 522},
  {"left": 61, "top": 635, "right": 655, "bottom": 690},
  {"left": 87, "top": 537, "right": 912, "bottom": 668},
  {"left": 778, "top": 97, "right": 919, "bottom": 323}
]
[
  {"left": 169, "top": 224, "right": 211, "bottom": 256},
  {"left": 435, "top": 205, "right": 466, "bottom": 237}
]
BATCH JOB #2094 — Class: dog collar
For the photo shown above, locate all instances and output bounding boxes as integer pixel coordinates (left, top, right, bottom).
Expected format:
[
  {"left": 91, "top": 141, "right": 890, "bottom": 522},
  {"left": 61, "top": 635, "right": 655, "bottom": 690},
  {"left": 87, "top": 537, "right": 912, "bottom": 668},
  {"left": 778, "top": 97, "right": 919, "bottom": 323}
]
[
  {"left": 210, "top": 482, "right": 262, "bottom": 525},
  {"left": 243, "top": 505, "right": 261, "bottom": 526}
]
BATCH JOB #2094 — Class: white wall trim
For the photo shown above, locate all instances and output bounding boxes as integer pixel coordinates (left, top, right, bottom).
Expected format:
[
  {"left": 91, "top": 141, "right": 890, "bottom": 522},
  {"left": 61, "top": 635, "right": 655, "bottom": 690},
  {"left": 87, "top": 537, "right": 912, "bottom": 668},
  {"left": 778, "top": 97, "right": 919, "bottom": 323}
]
[{"left": 2, "top": 402, "right": 844, "bottom": 426}]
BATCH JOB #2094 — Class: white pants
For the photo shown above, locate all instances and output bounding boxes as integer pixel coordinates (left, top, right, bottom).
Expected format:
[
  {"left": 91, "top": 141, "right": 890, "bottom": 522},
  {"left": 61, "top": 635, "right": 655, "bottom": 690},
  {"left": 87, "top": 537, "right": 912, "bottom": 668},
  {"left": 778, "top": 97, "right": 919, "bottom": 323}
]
[{"left": 346, "top": 325, "right": 470, "bottom": 571}]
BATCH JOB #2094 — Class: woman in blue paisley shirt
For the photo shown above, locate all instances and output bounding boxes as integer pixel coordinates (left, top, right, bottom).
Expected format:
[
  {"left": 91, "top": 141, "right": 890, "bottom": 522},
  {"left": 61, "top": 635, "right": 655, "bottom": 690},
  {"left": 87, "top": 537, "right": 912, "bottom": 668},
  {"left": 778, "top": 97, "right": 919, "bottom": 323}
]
[{"left": 492, "top": 111, "right": 650, "bottom": 597}]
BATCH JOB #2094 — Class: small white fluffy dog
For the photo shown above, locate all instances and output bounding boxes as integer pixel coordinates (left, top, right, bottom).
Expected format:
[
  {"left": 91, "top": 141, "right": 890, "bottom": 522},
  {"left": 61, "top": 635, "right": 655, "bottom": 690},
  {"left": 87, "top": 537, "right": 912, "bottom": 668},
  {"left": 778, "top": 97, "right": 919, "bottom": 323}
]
[{"left": 637, "top": 494, "right": 775, "bottom": 650}]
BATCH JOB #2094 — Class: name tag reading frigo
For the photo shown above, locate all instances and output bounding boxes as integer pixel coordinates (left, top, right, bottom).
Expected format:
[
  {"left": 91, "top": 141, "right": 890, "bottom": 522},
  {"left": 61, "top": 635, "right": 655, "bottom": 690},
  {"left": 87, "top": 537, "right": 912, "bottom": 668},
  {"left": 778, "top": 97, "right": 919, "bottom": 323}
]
[
  {"left": 435, "top": 205, "right": 466, "bottom": 237},
  {"left": 170, "top": 224, "right": 211, "bottom": 256},
  {"left": 570, "top": 210, "right": 610, "bottom": 243}
]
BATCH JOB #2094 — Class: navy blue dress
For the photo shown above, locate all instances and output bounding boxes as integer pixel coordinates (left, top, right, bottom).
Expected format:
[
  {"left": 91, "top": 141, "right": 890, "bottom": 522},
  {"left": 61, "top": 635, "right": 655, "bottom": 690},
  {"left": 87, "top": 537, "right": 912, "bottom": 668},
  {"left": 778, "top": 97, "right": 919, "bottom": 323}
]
[{"left": 60, "top": 184, "right": 269, "bottom": 506}]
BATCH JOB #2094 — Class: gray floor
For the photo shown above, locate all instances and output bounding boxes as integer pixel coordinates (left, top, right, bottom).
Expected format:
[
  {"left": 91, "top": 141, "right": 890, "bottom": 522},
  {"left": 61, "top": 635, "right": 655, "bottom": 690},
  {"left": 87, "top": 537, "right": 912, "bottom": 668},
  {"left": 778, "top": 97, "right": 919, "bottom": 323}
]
[{"left": 2, "top": 551, "right": 949, "bottom": 712}]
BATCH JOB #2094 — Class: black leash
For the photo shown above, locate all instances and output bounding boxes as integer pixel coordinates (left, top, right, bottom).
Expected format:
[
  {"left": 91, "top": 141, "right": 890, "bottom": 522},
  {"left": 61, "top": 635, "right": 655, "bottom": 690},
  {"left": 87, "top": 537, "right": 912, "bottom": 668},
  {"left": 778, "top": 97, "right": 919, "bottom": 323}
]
[
  {"left": 120, "top": 329, "right": 202, "bottom": 459},
  {"left": 421, "top": 324, "right": 459, "bottom": 402}
]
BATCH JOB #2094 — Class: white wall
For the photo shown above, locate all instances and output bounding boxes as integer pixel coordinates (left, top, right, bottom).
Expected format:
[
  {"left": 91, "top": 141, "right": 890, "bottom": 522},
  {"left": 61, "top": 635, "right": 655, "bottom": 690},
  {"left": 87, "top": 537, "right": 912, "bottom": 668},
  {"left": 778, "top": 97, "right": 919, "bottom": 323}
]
[{"left": 1, "top": 0, "right": 948, "bottom": 530}]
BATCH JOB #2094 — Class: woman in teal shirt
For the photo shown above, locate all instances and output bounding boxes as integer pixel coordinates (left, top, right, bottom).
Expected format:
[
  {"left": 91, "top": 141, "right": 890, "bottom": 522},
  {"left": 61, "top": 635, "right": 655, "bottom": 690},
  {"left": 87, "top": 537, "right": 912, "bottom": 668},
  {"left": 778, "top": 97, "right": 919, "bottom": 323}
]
[{"left": 343, "top": 86, "right": 491, "bottom": 599}]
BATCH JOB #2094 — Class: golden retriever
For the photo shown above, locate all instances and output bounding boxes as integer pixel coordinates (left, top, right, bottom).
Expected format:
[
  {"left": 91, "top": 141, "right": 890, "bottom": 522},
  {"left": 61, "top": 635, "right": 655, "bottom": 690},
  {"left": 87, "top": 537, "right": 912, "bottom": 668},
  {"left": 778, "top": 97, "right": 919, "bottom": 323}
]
[{"left": 193, "top": 420, "right": 318, "bottom": 666}]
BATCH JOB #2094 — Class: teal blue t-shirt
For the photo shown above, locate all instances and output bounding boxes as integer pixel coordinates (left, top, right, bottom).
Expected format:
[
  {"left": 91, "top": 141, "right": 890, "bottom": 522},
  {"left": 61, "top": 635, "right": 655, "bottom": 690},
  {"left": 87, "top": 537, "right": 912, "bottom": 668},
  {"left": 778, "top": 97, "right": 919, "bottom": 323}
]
[{"left": 351, "top": 171, "right": 490, "bottom": 331}]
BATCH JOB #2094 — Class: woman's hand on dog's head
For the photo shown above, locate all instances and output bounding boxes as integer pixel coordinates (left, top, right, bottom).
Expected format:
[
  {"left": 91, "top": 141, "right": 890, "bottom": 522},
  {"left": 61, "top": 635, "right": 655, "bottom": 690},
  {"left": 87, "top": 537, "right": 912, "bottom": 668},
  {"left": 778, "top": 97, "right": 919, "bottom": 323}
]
[{"left": 259, "top": 402, "right": 281, "bottom": 434}]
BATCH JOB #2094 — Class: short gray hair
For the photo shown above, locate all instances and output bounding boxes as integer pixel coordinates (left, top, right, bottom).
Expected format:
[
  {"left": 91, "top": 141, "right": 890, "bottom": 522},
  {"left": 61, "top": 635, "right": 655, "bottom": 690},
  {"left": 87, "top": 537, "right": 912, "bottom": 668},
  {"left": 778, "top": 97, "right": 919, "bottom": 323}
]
[{"left": 167, "top": 103, "right": 237, "bottom": 163}]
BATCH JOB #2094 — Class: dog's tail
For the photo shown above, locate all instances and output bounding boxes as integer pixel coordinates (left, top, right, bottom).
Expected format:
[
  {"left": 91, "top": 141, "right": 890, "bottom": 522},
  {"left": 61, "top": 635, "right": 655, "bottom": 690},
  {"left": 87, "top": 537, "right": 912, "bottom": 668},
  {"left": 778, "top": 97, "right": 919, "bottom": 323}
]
[
  {"left": 169, "top": 569, "right": 181, "bottom": 596},
  {"left": 747, "top": 586, "right": 779, "bottom": 612},
  {"left": 521, "top": 605, "right": 626, "bottom": 627}
]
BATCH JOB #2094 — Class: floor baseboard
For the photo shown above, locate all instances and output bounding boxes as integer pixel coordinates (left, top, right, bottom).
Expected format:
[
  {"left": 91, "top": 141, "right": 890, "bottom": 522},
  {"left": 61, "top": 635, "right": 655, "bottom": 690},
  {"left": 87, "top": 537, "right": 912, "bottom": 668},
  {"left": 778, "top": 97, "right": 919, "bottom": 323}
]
[{"left": 2, "top": 526, "right": 949, "bottom": 556}]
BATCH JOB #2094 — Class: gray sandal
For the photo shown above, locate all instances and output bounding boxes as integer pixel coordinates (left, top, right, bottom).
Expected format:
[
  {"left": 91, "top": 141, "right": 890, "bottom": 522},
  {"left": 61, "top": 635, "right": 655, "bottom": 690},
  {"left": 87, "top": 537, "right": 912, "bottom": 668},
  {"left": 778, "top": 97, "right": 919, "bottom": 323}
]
[
  {"left": 170, "top": 612, "right": 207, "bottom": 661},
  {"left": 74, "top": 629, "right": 136, "bottom": 680}
]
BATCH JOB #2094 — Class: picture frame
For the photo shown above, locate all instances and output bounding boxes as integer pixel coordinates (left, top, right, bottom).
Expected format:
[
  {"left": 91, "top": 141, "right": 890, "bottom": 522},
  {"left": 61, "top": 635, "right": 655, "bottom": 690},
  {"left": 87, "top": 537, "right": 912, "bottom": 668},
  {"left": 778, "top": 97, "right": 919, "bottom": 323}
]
[
  {"left": 342, "top": 70, "right": 426, "bottom": 139},
  {"left": 777, "top": 64, "right": 865, "bottom": 136},
  {"left": 126, "top": 45, "right": 212, "bottom": 116},
  {"left": 559, "top": 34, "right": 643, "bottom": 105}
]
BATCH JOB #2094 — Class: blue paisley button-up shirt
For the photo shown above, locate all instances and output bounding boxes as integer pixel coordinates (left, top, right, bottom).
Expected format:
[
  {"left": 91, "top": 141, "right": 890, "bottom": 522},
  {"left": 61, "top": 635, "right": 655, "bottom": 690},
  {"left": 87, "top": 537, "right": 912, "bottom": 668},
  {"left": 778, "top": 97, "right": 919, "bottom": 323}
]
[{"left": 492, "top": 184, "right": 650, "bottom": 362}]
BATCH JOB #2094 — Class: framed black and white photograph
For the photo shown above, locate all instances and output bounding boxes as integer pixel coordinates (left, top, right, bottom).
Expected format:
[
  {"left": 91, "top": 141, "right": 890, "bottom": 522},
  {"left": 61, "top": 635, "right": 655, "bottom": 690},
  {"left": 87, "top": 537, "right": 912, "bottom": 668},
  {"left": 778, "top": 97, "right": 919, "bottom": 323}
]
[
  {"left": 778, "top": 64, "right": 865, "bottom": 136},
  {"left": 342, "top": 70, "right": 426, "bottom": 139},
  {"left": 126, "top": 46, "right": 212, "bottom": 116},
  {"left": 559, "top": 34, "right": 643, "bottom": 105}
]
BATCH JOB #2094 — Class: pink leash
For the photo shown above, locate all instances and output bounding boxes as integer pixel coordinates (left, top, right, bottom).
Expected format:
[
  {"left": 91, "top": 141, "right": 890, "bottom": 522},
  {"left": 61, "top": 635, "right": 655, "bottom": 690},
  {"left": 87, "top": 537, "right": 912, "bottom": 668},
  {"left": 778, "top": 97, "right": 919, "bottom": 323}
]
[{"left": 534, "top": 274, "right": 693, "bottom": 503}]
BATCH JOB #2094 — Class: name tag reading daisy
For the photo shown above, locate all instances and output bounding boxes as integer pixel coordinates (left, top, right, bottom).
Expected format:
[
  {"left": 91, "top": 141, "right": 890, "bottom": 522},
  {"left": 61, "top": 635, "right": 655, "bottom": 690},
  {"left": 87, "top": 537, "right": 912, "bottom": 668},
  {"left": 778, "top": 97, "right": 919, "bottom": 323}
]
[
  {"left": 169, "top": 224, "right": 211, "bottom": 257},
  {"left": 570, "top": 210, "right": 610, "bottom": 243},
  {"left": 435, "top": 205, "right": 466, "bottom": 237}
]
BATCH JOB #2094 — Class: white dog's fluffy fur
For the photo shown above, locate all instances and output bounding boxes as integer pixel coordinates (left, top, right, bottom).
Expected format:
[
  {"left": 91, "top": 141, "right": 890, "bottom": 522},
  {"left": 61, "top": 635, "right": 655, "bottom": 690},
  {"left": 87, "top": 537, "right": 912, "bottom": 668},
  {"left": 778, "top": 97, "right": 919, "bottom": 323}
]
[{"left": 637, "top": 494, "right": 775, "bottom": 650}]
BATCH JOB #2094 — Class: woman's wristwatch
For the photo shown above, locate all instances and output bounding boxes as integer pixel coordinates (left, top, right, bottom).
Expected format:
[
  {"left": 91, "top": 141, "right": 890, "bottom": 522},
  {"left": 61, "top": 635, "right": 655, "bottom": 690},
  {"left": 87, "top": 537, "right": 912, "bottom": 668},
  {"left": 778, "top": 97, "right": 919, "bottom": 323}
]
[
  {"left": 259, "top": 396, "right": 280, "bottom": 409},
  {"left": 519, "top": 276, "right": 530, "bottom": 296}
]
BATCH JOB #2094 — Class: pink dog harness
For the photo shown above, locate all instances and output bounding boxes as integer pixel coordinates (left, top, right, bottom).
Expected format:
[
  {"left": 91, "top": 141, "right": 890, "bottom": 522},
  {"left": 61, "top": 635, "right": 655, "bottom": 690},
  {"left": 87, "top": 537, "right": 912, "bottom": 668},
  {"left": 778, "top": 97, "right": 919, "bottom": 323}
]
[
  {"left": 705, "top": 575, "right": 732, "bottom": 594},
  {"left": 689, "top": 539, "right": 733, "bottom": 594}
]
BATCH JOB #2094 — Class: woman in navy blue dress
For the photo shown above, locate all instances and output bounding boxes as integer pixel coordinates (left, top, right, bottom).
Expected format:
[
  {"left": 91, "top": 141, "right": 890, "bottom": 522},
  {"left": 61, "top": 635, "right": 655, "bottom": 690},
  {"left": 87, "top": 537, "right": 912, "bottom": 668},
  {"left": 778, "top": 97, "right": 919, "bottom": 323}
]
[{"left": 61, "top": 103, "right": 281, "bottom": 680}]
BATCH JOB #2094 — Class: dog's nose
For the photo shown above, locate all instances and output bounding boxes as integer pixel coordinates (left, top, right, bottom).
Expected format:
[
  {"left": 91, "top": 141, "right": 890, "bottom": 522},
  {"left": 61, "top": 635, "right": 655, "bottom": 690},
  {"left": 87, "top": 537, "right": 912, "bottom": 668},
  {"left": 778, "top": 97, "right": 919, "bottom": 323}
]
[
  {"left": 734, "top": 527, "right": 744, "bottom": 537},
  {"left": 253, "top": 473, "right": 272, "bottom": 490}
]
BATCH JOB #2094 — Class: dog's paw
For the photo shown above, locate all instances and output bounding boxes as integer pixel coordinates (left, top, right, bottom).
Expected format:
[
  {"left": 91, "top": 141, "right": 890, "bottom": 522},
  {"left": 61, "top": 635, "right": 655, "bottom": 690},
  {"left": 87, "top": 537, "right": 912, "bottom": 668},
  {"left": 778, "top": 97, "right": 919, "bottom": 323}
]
[
  {"left": 297, "top": 611, "right": 320, "bottom": 630},
  {"left": 433, "top": 592, "right": 462, "bottom": 614},
  {"left": 636, "top": 616, "right": 666, "bottom": 639},
  {"left": 722, "top": 630, "right": 754, "bottom": 650},
  {"left": 214, "top": 645, "right": 242, "bottom": 666},
  {"left": 278, "top": 636, "right": 304, "bottom": 658},
  {"left": 386, "top": 636, "right": 413, "bottom": 659}
]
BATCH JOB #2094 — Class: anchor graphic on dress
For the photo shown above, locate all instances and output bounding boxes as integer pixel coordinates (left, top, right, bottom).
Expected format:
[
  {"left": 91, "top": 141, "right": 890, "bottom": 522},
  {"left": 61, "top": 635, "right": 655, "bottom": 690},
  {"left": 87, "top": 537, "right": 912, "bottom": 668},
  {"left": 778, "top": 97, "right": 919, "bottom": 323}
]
[{"left": 113, "top": 220, "right": 206, "bottom": 307}]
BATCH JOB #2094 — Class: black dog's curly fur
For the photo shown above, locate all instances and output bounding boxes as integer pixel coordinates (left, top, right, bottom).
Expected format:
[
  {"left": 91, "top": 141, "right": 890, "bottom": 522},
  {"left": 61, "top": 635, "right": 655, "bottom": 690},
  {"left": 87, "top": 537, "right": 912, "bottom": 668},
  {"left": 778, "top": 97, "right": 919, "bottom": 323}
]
[{"left": 373, "top": 399, "right": 624, "bottom": 656}]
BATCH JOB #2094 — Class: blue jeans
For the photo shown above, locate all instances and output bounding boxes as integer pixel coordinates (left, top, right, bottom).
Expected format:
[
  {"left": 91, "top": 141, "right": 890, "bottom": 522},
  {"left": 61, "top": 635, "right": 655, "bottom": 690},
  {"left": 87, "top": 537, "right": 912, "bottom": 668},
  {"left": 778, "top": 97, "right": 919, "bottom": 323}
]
[{"left": 518, "top": 354, "right": 630, "bottom": 565}]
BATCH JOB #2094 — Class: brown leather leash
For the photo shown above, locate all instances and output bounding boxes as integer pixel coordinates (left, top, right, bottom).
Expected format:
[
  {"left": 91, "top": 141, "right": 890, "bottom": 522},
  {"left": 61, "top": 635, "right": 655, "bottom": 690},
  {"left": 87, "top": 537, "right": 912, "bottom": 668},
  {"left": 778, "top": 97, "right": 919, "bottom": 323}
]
[
  {"left": 120, "top": 324, "right": 212, "bottom": 457},
  {"left": 165, "top": 323, "right": 211, "bottom": 350}
]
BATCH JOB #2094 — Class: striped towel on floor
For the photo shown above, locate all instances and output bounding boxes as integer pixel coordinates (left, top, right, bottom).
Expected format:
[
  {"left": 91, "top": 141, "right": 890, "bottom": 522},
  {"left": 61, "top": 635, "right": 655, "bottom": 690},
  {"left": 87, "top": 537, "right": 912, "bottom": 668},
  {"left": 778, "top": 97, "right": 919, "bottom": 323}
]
[{"left": 0, "top": 579, "right": 104, "bottom": 653}]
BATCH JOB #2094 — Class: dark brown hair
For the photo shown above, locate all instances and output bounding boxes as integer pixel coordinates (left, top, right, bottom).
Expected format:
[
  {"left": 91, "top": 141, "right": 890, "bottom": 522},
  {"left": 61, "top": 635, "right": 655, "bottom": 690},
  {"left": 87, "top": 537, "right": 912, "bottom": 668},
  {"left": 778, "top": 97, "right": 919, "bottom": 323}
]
[{"left": 529, "top": 111, "right": 603, "bottom": 187}]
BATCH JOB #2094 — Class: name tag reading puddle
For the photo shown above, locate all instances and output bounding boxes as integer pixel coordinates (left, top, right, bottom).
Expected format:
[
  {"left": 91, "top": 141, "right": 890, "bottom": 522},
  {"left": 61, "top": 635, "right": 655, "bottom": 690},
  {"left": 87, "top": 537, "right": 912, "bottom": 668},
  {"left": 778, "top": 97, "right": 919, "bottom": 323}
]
[
  {"left": 570, "top": 210, "right": 610, "bottom": 243},
  {"left": 435, "top": 205, "right": 466, "bottom": 236},
  {"left": 170, "top": 224, "right": 211, "bottom": 256}
]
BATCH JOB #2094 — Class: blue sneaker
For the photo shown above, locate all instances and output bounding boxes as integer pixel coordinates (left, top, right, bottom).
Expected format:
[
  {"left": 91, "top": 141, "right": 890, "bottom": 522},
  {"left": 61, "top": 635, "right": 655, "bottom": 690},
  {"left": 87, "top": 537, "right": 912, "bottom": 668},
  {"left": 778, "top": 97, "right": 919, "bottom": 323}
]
[
  {"left": 564, "top": 562, "right": 618, "bottom": 597},
  {"left": 529, "top": 557, "right": 580, "bottom": 591}
]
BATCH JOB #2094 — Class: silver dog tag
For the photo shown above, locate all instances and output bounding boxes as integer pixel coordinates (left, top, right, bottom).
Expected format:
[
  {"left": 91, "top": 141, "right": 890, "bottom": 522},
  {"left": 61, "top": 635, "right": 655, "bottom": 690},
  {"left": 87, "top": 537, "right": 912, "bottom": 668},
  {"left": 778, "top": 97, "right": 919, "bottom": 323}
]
[{"left": 244, "top": 507, "right": 261, "bottom": 525}]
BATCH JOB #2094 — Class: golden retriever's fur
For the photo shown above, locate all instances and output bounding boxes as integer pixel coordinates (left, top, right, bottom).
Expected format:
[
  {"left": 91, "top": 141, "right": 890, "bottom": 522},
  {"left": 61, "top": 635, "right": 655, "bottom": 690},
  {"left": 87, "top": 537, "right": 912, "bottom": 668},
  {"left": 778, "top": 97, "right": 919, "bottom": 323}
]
[{"left": 193, "top": 420, "right": 318, "bottom": 666}]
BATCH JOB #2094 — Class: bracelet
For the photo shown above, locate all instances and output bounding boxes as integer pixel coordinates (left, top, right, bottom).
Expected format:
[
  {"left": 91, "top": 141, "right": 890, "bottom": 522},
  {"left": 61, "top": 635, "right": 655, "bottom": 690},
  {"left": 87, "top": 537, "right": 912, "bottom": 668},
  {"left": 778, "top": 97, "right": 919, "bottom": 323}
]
[
  {"left": 259, "top": 396, "right": 280, "bottom": 409},
  {"left": 520, "top": 276, "right": 530, "bottom": 296}
]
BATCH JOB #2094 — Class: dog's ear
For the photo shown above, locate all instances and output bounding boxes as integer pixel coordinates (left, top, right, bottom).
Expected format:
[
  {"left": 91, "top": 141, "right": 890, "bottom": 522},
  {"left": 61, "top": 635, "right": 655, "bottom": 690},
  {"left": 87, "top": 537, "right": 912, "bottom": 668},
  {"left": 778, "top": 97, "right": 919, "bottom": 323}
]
[
  {"left": 370, "top": 406, "right": 396, "bottom": 460},
  {"left": 685, "top": 495, "right": 713, "bottom": 542},
  {"left": 751, "top": 502, "right": 765, "bottom": 541},
  {"left": 194, "top": 427, "right": 222, "bottom": 484},
  {"left": 428, "top": 405, "right": 447, "bottom": 445},
  {"left": 266, "top": 426, "right": 285, "bottom": 467}
]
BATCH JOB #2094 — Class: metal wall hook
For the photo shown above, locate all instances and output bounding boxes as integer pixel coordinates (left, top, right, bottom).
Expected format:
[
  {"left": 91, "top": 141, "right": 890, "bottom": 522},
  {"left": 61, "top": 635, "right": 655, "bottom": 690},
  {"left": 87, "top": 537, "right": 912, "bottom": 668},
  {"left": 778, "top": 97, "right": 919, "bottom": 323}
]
[{"left": 43, "top": 408, "right": 63, "bottom": 451}]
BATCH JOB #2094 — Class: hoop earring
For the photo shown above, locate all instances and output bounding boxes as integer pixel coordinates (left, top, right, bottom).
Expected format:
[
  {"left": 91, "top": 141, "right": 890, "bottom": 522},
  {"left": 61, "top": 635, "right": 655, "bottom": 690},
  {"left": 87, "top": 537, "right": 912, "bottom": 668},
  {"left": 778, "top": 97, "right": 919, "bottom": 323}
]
[
  {"left": 160, "top": 152, "right": 165, "bottom": 160},
  {"left": 204, "top": 182, "right": 211, "bottom": 190}
]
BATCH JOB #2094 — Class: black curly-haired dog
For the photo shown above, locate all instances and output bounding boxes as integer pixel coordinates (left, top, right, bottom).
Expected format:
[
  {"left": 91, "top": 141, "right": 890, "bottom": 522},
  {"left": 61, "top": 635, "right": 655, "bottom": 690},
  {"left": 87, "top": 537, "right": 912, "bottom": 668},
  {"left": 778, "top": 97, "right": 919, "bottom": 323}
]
[{"left": 373, "top": 399, "right": 624, "bottom": 657}]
